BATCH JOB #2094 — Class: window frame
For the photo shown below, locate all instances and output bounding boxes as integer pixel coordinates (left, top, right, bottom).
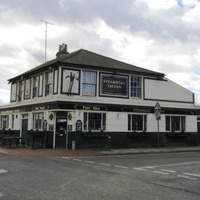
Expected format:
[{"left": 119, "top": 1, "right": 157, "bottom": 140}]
[
  {"left": 11, "top": 83, "right": 17, "bottom": 102},
  {"left": 33, "top": 112, "right": 44, "bottom": 130},
  {"left": 33, "top": 76, "right": 39, "bottom": 98},
  {"left": 82, "top": 70, "right": 97, "bottom": 96},
  {"left": 130, "top": 76, "right": 142, "bottom": 98},
  {"left": 83, "top": 112, "right": 106, "bottom": 131},
  {"left": 61, "top": 68, "right": 80, "bottom": 95},
  {"left": 24, "top": 78, "right": 31, "bottom": 99},
  {"left": 128, "top": 114, "right": 147, "bottom": 132},
  {"left": 165, "top": 115, "right": 186, "bottom": 132},
  {"left": 45, "top": 71, "right": 53, "bottom": 96},
  {"left": 0, "top": 115, "right": 9, "bottom": 129}
]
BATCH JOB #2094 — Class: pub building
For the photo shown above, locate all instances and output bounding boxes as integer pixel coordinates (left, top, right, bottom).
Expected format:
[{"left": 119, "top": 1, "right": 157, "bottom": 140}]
[{"left": 0, "top": 43, "right": 200, "bottom": 149}]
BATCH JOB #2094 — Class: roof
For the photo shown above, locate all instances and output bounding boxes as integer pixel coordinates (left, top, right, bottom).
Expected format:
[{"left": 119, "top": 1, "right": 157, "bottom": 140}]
[{"left": 8, "top": 49, "right": 165, "bottom": 82}]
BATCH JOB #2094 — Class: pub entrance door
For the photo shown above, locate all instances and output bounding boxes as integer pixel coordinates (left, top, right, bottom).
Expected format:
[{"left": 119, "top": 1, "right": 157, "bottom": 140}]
[{"left": 55, "top": 112, "right": 68, "bottom": 148}]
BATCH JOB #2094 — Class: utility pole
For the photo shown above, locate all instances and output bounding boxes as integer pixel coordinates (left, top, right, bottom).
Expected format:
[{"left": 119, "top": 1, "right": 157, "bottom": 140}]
[{"left": 41, "top": 19, "right": 54, "bottom": 62}]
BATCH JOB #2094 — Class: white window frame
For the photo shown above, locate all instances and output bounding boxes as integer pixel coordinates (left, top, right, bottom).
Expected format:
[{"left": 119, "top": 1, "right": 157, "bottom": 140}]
[{"left": 130, "top": 76, "right": 141, "bottom": 98}]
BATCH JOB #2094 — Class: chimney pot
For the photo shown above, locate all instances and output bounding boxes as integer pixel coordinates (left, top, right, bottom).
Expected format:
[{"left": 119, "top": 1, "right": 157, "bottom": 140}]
[{"left": 56, "top": 43, "right": 69, "bottom": 58}]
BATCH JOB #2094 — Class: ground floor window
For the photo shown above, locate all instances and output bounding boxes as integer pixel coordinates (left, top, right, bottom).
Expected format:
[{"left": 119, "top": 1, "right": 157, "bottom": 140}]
[
  {"left": 165, "top": 116, "right": 186, "bottom": 132},
  {"left": 0, "top": 115, "right": 9, "bottom": 129},
  {"left": 128, "top": 114, "right": 147, "bottom": 131},
  {"left": 33, "top": 113, "right": 44, "bottom": 130},
  {"left": 83, "top": 112, "right": 106, "bottom": 131}
]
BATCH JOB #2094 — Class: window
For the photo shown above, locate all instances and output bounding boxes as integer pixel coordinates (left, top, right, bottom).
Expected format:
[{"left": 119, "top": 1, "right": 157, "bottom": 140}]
[
  {"left": 83, "top": 113, "right": 106, "bottom": 131},
  {"left": 165, "top": 116, "right": 186, "bottom": 132},
  {"left": 18, "top": 81, "right": 24, "bottom": 101},
  {"left": 128, "top": 114, "right": 147, "bottom": 131},
  {"left": 33, "top": 76, "right": 39, "bottom": 98},
  {"left": 130, "top": 76, "right": 141, "bottom": 98},
  {"left": 53, "top": 70, "right": 58, "bottom": 94},
  {"left": 11, "top": 83, "right": 17, "bottom": 102},
  {"left": 33, "top": 113, "right": 44, "bottom": 130},
  {"left": 45, "top": 72, "right": 53, "bottom": 95},
  {"left": 0, "top": 115, "right": 9, "bottom": 129},
  {"left": 82, "top": 71, "right": 97, "bottom": 96},
  {"left": 24, "top": 79, "right": 31, "bottom": 99},
  {"left": 11, "top": 115, "right": 14, "bottom": 129},
  {"left": 62, "top": 69, "right": 80, "bottom": 94},
  {"left": 39, "top": 74, "right": 43, "bottom": 97}
]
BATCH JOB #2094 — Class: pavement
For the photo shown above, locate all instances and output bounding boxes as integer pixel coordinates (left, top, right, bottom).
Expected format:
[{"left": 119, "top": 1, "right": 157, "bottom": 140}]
[{"left": 0, "top": 146, "right": 200, "bottom": 158}]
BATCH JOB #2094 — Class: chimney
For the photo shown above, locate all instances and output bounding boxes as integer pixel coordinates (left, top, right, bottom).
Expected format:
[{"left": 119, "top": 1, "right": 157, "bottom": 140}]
[{"left": 56, "top": 43, "right": 69, "bottom": 58}]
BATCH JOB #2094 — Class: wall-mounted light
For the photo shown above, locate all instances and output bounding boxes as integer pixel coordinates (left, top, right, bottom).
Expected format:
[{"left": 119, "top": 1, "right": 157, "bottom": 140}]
[
  {"left": 68, "top": 112, "right": 72, "bottom": 121},
  {"left": 48, "top": 113, "right": 54, "bottom": 120}
]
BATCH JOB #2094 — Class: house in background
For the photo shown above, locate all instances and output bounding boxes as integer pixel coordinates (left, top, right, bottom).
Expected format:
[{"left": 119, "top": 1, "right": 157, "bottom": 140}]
[{"left": 0, "top": 44, "right": 200, "bottom": 149}]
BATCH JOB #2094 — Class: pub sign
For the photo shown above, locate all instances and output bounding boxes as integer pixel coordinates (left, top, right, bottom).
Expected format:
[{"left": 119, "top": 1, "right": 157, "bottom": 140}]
[{"left": 100, "top": 73, "right": 128, "bottom": 97}]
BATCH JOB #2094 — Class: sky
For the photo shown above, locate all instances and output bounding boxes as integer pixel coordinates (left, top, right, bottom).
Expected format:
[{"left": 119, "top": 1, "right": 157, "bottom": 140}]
[{"left": 0, "top": 0, "right": 200, "bottom": 104}]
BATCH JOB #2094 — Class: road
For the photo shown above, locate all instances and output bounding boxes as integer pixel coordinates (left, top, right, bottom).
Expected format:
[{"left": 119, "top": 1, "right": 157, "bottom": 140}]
[{"left": 0, "top": 151, "right": 200, "bottom": 200}]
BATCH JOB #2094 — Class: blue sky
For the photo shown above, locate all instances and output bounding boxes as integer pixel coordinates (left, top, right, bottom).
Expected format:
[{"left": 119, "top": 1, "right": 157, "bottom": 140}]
[{"left": 0, "top": 0, "right": 200, "bottom": 103}]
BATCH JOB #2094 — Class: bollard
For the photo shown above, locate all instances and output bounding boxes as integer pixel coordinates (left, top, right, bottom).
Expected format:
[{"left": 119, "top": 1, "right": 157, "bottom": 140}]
[{"left": 72, "top": 140, "right": 76, "bottom": 150}]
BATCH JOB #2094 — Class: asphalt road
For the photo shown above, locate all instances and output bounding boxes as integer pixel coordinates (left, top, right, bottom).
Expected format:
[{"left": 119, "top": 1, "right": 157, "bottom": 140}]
[{"left": 0, "top": 152, "right": 200, "bottom": 200}]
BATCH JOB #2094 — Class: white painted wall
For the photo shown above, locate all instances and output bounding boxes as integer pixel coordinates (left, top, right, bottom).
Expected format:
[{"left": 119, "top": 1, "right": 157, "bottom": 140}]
[
  {"left": 144, "top": 78, "right": 193, "bottom": 102},
  {"left": 106, "top": 112, "right": 127, "bottom": 132},
  {"left": 186, "top": 116, "right": 197, "bottom": 132}
]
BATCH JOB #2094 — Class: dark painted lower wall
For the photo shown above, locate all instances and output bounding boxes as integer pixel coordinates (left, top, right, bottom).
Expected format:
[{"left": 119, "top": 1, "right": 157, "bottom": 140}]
[
  {"left": 68, "top": 131, "right": 197, "bottom": 149},
  {"left": 0, "top": 129, "right": 197, "bottom": 149}
]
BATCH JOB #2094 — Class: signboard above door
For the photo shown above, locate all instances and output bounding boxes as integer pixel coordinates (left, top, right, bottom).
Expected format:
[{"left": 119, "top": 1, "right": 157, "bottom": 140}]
[{"left": 100, "top": 73, "right": 128, "bottom": 98}]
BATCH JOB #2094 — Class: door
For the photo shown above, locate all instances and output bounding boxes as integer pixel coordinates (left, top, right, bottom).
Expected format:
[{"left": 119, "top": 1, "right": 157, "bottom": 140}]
[
  {"left": 55, "top": 118, "right": 67, "bottom": 148},
  {"left": 197, "top": 122, "right": 200, "bottom": 145},
  {"left": 21, "top": 119, "right": 28, "bottom": 143}
]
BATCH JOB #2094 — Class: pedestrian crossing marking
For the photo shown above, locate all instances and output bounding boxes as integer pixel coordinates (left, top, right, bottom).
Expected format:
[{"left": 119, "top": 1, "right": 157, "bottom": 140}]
[{"left": 0, "top": 169, "right": 8, "bottom": 174}]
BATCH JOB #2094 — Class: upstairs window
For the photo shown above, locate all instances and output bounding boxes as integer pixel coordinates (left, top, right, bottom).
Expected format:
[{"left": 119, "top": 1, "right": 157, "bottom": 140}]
[
  {"left": 18, "top": 81, "right": 24, "bottom": 101},
  {"left": 130, "top": 76, "right": 141, "bottom": 98},
  {"left": 62, "top": 69, "right": 80, "bottom": 95},
  {"left": 11, "top": 83, "right": 17, "bottom": 102},
  {"left": 24, "top": 79, "right": 31, "bottom": 99},
  {"left": 38, "top": 74, "right": 43, "bottom": 97},
  {"left": 128, "top": 114, "right": 147, "bottom": 131},
  {"left": 82, "top": 71, "right": 97, "bottom": 96},
  {"left": 33, "top": 76, "right": 39, "bottom": 98},
  {"left": 45, "top": 72, "right": 53, "bottom": 96}
]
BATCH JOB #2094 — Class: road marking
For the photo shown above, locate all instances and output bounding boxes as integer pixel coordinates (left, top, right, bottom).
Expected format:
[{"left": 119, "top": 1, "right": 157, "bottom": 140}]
[
  {"left": 114, "top": 165, "right": 128, "bottom": 169},
  {"left": 85, "top": 161, "right": 95, "bottom": 164},
  {"left": 0, "top": 169, "right": 8, "bottom": 174},
  {"left": 145, "top": 166, "right": 156, "bottom": 169},
  {"left": 153, "top": 171, "right": 169, "bottom": 175},
  {"left": 99, "top": 163, "right": 111, "bottom": 166},
  {"left": 133, "top": 168, "right": 148, "bottom": 171},
  {"left": 177, "top": 175, "right": 197, "bottom": 180},
  {"left": 62, "top": 157, "right": 71, "bottom": 159},
  {"left": 160, "top": 169, "right": 176, "bottom": 173},
  {"left": 184, "top": 173, "right": 200, "bottom": 178},
  {"left": 73, "top": 159, "right": 82, "bottom": 162},
  {"left": 135, "top": 161, "right": 200, "bottom": 169}
]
